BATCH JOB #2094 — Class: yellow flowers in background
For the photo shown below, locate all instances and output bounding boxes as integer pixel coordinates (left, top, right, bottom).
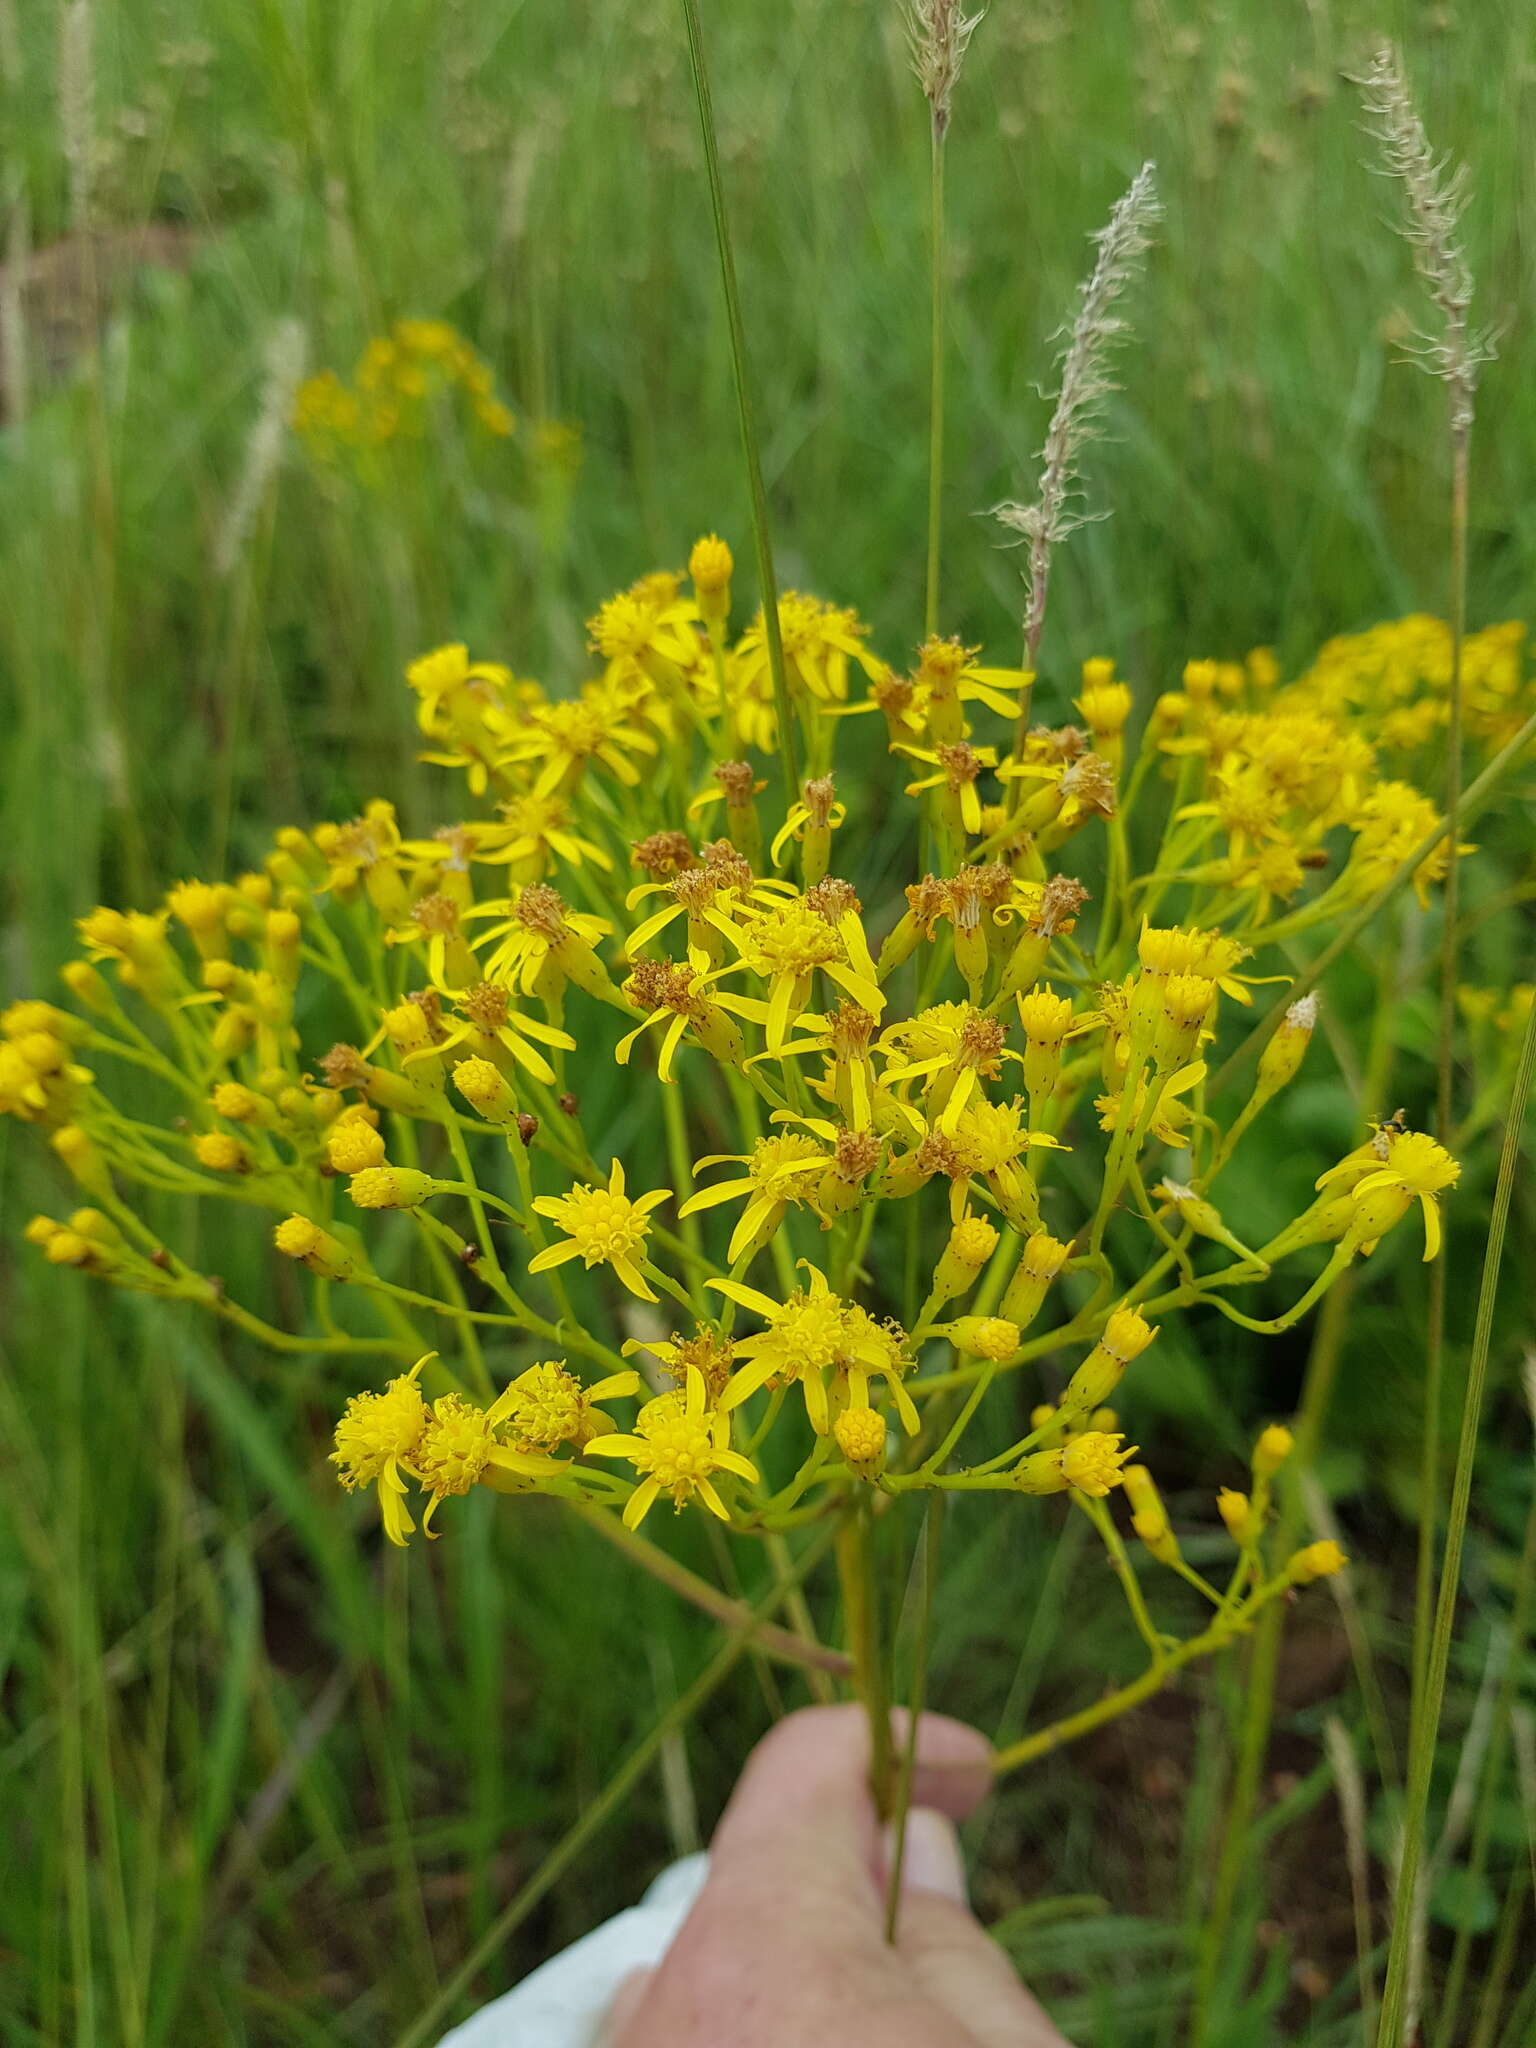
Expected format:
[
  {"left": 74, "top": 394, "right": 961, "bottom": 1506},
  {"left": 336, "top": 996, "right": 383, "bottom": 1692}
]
[
  {"left": 294, "top": 318, "right": 515, "bottom": 456},
  {"left": 291, "top": 315, "right": 582, "bottom": 500},
  {"left": 8, "top": 533, "right": 1518, "bottom": 1767}
]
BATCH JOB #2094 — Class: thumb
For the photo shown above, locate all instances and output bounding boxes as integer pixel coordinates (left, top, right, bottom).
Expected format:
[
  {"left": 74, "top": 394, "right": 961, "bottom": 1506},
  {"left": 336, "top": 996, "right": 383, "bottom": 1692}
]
[{"left": 892, "top": 1811, "right": 1071, "bottom": 2048}]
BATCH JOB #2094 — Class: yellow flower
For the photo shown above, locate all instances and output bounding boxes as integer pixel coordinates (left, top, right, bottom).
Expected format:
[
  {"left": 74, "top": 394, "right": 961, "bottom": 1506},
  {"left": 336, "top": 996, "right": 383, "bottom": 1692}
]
[
  {"left": 501, "top": 1362, "right": 642, "bottom": 1453},
  {"left": 584, "top": 1365, "right": 759, "bottom": 1529},
  {"left": 709, "top": 1266, "right": 918, "bottom": 1436},
  {"left": 466, "top": 885, "right": 615, "bottom": 1005},
  {"left": 1288, "top": 1540, "right": 1348, "bottom": 1584},
  {"left": 943, "top": 1095, "right": 1066, "bottom": 1228},
  {"left": 1014, "top": 1430, "right": 1137, "bottom": 1499},
  {"left": 427, "top": 980, "right": 576, "bottom": 1087},
  {"left": 331, "top": 1359, "right": 430, "bottom": 1546},
  {"left": 900, "top": 740, "right": 997, "bottom": 837},
  {"left": 403, "top": 643, "right": 514, "bottom": 735},
  {"left": 530, "top": 1160, "right": 671, "bottom": 1301},
  {"left": 615, "top": 959, "right": 749, "bottom": 1081},
  {"left": 470, "top": 793, "right": 614, "bottom": 879},
  {"left": 680, "top": 1131, "right": 830, "bottom": 1263},
  {"left": 880, "top": 1001, "right": 1020, "bottom": 1132},
  {"left": 709, "top": 890, "right": 884, "bottom": 1053},
  {"left": 499, "top": 687, "right": 658, "bottom": 799},
  {"left": 737, "top": 591, "right": 884, "bottom": 709},
  {"left": 411, "top": 1389, "right": 563, "bottom": 1534},
  {"left": 1316, "top": 1126, "right": 1460, "bottom": 1259}
]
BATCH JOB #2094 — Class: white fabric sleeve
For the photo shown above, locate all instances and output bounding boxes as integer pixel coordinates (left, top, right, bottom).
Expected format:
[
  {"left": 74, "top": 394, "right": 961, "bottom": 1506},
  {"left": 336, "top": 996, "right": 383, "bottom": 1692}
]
[{"left": 434, "top": 1854, "right": 710, "bottom": 2048}]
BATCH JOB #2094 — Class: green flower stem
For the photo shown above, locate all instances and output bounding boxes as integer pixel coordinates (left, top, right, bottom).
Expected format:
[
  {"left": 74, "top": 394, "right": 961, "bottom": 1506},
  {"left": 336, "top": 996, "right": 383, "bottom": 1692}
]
[
  {"left": 574, "top": 1503, "right": 852, "bottom": 1679},
  {"left": 919, "top": 1357, "right": 999, "bottom": 1475},
  {"left": 1078, "top": 1494, "right": 1168, "bottom": 1665},
  {"left": 884, "top": 1493, "right": 944, "bottom": 1943},
  {"left": 837, "top": 1503, "right": 894, "bottom": 1819},
  {"left": 991, "top": 1568, "right": 1300, "bottom": 1777}
]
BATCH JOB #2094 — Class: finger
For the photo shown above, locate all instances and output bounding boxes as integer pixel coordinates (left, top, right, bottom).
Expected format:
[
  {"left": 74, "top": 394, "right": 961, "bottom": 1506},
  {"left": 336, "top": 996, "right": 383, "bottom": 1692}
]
[
  {"left": 893, "top": 1817, "right": 1070, "bottom": 2048},
  {"left": 619, "top": 1708, "right": 994, "bottom": 2044},
  {"left": 709, "top": 1703, "right": 993, "bottom": 1886}
]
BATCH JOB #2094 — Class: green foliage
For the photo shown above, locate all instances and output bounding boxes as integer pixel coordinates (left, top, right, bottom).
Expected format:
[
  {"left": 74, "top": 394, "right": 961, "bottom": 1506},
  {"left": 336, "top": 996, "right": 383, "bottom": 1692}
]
[{"left": 1, "top": 2, "right": 1533, "bottom": 2042}]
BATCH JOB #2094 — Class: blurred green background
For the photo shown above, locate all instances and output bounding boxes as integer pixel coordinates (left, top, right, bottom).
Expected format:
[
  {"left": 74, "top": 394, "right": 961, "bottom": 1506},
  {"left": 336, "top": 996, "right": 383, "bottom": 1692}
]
[{"left": 1, "top": 2, "right": 1533, "bottom": 2042}]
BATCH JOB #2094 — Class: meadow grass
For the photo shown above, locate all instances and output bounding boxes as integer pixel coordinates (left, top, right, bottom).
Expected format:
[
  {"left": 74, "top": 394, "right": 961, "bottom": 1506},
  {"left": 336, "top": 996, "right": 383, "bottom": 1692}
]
[{"left": 1, "top": 2, "right": 1534, "bottom": 2043}]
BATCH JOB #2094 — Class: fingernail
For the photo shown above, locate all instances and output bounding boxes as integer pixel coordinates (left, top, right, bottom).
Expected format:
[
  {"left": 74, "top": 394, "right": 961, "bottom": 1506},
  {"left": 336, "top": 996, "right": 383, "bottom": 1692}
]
[{"left": 894, "top": 1807, "right": 967, "bottom": 1903}]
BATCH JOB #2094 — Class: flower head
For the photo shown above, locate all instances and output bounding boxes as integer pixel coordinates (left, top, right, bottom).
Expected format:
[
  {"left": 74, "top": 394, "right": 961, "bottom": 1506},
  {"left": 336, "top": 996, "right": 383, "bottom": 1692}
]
[
  {"left": 531, "top": 1160, "right": 671, "bottom": 1301},
  {"left": 1318, "top": 1125, "right": 1460, "bottom": 1259},
  {"left": 331, "top": 1359, "right": 430, "bottom": 1546},
  {"left": 584, "top": 1365, "right": 759, "bottom": 1529}
]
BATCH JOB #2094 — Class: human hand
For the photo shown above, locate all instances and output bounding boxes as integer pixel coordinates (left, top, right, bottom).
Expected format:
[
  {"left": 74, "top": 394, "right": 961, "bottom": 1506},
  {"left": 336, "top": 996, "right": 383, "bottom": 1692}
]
[{"left": 605, "top": 1704, "right": 1071, "bottom": 2047}]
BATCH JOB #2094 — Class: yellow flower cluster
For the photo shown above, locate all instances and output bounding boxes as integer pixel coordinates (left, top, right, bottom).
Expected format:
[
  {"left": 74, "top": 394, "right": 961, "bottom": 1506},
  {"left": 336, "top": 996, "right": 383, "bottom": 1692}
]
[
  {"left": 293, "top": 318, "right": 515, "bottom": 458},
  {"left": 11, "top": 539, "right": 1501, "bottom": 1716}
]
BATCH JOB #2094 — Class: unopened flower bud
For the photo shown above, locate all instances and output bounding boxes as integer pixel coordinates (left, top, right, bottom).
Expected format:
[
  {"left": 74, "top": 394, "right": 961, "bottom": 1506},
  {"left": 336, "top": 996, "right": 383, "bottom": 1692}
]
[
  {"left": 1123, "top": 1464, "right": 1180, "bottom": 1565},
  {"left": 1252, "top": 1424, "right": 1294, "bottom": 1478},
  {"left": 1287, "top": 1540, "right": 1347, "bottom": 1585},
  {"left": 1217, "top": 1486, "right": 1256, "bottom": 1544},
  {"left": 947, "top": 1315, "right": 1020, "bottom": 1361},
  {"left": 833, "top": 1406, "right": 887, "bottom": 1473},
  {"left": 1000, "top": 1231, "right": 1071, "bottom": 1328},
  {"left": 327, "top": 1120, "right": 388, "bottom": 1174},
  {"left": 44, "top": 1227, "right": 96, "bottom": 1267},
  {"left": 195, "top": 1132, "right": 253, "bottom": 1174},
  {"left": 689, "top": 533, "right": 733, "bottom": 628},
  {"left": 61, "top": 959, "right": 114, "bottom": 1015},
  {"left": 929, "top": 1212, "right": 1000, "bottom": 1309},
  {"left": 452, "top": 1056, "right": 517, "bottom": 1125},
  {"left": 211, "top": 1081, "right": 270, "bottom": 1126},
  {"left": 1155, "top": 974, "right": 1216, "bottom": 1068},
  {"left": 1257, "top": 994, "right": 1318, "bottom": 1097},
  {"left": 349, "top": 1166, "right": 437, "bottom": 1210},
  {"left": 273, "top": 1214, "right": 355, "bottom": 1280},
  {"left": 51, "top": 1124, "right": 113, "bottom": 1198},
  {"left": 1060, "top": 1308, "right": 1157, "bottom": 1418}
]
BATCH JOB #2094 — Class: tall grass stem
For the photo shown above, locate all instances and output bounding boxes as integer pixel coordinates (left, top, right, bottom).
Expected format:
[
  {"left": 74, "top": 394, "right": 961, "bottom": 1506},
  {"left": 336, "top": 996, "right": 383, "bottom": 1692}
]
[
  {"left": 680, "top": 0, "right": 799, "bottom": 796},
  {"left": 1375, "top": 976, "right": 1536, "bottom": 2044},
  {"left": 924, "top": 128, "right": 946, "bottom": 639}
]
